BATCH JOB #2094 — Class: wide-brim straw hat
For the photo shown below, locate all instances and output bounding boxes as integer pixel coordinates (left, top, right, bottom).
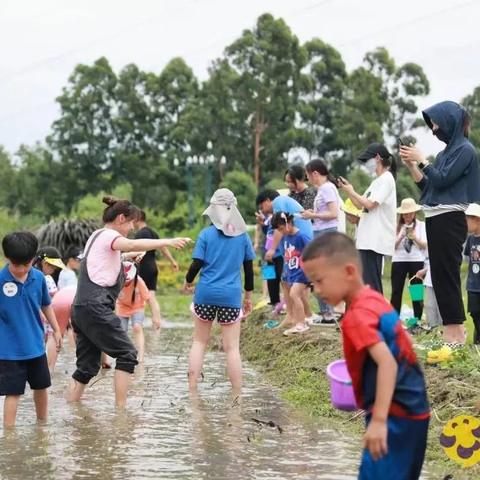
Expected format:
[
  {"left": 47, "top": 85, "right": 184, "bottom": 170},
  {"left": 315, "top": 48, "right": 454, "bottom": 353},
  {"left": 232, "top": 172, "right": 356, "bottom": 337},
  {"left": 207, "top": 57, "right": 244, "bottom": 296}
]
[
  {"left": 397, "top": 198, "right": 421, "bottom": 214},
  {"left": 202, "top": 188, "right": 247, "bottom": 237}
]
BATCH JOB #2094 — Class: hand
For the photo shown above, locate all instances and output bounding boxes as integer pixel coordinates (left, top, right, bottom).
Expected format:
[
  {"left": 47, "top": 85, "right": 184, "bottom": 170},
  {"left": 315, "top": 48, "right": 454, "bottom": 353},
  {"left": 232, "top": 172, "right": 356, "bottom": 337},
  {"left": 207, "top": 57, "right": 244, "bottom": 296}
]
[
  {"left": 169, "top": 237, "right": 192, "bottom": 249},
  {"left": 363, "top": 418, "right": 388, "bottom": 461},
  {"left": 253, "top": 242, "right": 259, "bottom": 251},
  {"left": 152, "top": 314, "right": 162, "bottom": 330},
  {"left": 171, "top": 260, "right": 179, "bottom": 272},
  {"left": 300, "top": 209, "right": 316, "bottom": 220},
  {"left": 345, "top": 213, "right": 359, "bottom": 225},
  {"left": 182, "top": 281, "right": 195, "bottom": 294},
  {"left": 264, "top": 249, "right": 275, "bottom": 262},
  {"left": 337, "top": 177, "right": 354, "bottom": 195},
  {"left": 134, "top": 252, "right": 146, "bottom": 263},
  {"left": 243, "top": 297, "right": 252, "bottom": 316},
  {"left": 54, "top": 331, "right": 63, "bottom": 352},
  {"left": 399, "top": 145, "right": 425, "bottom": 167},
  {"left": 255, "top": 211, "right": 265, "bottom": 225},
  {"left": 415, "top": 269, "right": 427, "bottom": 280}
]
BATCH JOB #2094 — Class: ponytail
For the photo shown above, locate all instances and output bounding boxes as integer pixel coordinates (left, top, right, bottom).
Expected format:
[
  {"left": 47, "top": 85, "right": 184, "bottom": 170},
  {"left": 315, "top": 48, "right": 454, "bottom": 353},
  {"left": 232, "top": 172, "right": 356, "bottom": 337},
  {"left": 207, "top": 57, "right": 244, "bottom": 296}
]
[{"left": 102, "top": 196, "right": 140, "bottom": 223}]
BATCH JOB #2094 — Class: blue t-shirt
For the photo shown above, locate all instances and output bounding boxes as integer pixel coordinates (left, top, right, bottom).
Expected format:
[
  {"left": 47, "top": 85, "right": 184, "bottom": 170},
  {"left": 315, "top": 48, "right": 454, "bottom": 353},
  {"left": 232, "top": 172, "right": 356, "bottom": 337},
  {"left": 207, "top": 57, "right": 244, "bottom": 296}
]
[
  {"left": 193, "top": 226, "right": 256, "bottom": 308},
  {"left": 283, "top": 231, "right": 310, "bottom": 285},
  {"left": 0, "top": 266, "right": 51, "bottom": 360},
  {"left": 270, "top": 196, "right": 313, "bottom": 257},
  {"left": 464, "top": 234, "right": 480, "bottom": 292}
]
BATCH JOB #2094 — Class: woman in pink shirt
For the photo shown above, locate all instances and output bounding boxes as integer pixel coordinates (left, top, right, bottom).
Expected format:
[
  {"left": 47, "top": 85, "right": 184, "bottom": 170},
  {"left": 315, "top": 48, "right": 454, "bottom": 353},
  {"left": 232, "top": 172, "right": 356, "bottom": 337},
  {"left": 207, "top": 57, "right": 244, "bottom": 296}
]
[{"left": 65, "top": 196, "right": 190, "bottom": 408}]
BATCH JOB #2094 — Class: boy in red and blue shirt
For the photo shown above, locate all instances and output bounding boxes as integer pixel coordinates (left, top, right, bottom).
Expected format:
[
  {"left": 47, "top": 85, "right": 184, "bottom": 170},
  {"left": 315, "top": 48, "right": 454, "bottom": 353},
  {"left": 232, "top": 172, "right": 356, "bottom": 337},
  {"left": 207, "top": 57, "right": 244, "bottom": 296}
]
[{"left": 303, "top": 232, "right": 429, "bottom": 480}]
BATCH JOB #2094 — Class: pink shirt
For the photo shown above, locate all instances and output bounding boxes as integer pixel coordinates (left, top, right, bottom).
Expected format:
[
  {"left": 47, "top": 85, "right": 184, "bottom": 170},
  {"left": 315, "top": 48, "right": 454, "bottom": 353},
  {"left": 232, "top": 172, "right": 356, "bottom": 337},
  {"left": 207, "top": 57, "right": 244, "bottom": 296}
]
[{"left": 85, "top": 228, "right": 122, "bottom": 287}]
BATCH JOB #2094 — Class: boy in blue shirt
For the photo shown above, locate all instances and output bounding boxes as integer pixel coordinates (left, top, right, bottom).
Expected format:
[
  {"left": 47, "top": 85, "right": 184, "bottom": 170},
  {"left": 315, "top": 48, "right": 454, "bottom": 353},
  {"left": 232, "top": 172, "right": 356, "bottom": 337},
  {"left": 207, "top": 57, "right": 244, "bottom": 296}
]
[
  {"left": 0, "top": 232, "right": 62, "bottom": 427},
  {"left": 303, "top": 232, "right": 429, "bottom": 480}
]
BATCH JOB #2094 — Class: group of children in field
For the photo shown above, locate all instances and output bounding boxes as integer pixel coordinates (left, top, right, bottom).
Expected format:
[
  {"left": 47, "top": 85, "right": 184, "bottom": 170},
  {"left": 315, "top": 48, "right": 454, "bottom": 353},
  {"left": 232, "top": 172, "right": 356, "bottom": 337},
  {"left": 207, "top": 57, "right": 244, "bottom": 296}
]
[{"left": 3, "top": 185, "right": 480, "bottom": 479}]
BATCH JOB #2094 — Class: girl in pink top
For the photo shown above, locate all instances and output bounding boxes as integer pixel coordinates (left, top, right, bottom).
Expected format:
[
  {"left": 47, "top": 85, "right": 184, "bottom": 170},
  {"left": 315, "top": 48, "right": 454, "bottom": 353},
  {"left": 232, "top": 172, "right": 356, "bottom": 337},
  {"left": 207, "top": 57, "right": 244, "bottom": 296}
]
[{"left": 65, "top": 196, "right": 190, "bottom": 408}]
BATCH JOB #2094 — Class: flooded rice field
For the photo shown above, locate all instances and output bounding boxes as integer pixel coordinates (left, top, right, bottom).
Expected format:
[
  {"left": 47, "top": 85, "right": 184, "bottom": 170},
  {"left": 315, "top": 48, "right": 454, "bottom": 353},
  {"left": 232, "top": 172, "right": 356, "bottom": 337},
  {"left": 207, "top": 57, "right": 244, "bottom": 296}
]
[{"left": 0, "top": 322, "right": 364, "bottom": 479}]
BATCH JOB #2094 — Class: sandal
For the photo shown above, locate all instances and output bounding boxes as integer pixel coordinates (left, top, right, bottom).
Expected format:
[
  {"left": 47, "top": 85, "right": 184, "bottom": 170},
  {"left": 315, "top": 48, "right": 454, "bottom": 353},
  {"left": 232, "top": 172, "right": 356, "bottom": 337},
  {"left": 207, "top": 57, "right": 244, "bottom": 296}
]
[{"left": 283, "top": 323, "right": 310, "bottom": 336}]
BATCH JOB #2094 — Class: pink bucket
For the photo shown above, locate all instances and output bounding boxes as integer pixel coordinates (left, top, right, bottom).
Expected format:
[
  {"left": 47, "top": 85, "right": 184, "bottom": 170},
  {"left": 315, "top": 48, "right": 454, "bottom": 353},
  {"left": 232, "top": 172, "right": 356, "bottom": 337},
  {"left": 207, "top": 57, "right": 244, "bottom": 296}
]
[{"left": 326, "top": 359, "right": 358, "bottom": 411}]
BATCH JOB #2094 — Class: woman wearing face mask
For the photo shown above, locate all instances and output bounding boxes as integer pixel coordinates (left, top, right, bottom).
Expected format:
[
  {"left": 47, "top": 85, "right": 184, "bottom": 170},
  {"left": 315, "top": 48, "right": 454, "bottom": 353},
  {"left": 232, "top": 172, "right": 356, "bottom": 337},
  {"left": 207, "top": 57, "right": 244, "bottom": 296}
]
[
  {"left": 338, "top": 143, "right": 397, "bottom": 293},
  {"left": 400, "top": 101, "right": 480, "bottom": 353}
]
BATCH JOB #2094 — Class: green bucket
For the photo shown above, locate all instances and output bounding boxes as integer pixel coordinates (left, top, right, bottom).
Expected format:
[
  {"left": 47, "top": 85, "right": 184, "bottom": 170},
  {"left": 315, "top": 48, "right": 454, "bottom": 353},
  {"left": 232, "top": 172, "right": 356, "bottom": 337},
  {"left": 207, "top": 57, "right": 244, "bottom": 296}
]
[{"left": 408, "top": 276, "right": 424, "bottom": 302}]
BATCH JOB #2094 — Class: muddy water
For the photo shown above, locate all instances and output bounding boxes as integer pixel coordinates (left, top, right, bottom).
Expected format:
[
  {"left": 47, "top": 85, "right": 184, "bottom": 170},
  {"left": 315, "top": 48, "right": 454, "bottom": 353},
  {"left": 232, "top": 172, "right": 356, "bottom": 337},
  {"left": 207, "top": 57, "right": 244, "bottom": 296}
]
[{"left": 0, "top": 323, "right": 363, "bottom": 479}]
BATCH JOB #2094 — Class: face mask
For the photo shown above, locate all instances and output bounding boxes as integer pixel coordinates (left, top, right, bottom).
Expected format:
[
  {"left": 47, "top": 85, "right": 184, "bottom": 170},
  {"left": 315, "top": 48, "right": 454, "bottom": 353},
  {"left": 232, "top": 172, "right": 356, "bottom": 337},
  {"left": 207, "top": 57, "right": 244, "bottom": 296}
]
[
  {"left": 364, "top": 158, "right": 377, "bottom": 176},
  {"left": 433, "top": 127, "right": 450, "bottom": 144}
]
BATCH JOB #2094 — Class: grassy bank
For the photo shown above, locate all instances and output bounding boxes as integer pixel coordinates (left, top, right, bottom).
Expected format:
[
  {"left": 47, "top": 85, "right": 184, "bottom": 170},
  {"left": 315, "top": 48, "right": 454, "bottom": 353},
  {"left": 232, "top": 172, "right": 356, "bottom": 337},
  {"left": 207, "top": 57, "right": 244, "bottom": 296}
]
[{"left": 241, "top": 307, "right": 480, "bottom": 479}]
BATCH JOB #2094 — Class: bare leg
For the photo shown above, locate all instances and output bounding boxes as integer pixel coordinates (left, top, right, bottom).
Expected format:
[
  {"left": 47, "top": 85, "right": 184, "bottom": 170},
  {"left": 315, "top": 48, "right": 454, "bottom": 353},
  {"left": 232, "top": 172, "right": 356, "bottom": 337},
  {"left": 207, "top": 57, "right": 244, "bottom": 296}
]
[
  {"left": 65, "top": 378, "right": 87, "bottom": 402},
  {"left": 132, "top": 324, "right": 145, "bottom": 363},
  {"left": 278, "top": 282, "right": 293, "bottom": 328},
  {"left": 302, "top": 288, "right": 313, "bottom": 318},
  {"left": 188, "top": 316, "right": 212, "bottom": 391},
  {"left": 148, "top": 291, "right": 162, "bottom": 330},
  {"left": 3, "top": 395, "right": 20, "bottom": 427},
  {"left": 290, "top": 283, "right": 307, "bottom": 328},
  {"left": 46, "top": 335, "right": 59, "bottom": 373},
  {"left": 114, "top": 370, "right": 131, "bottom": 408},
  {"left": 33, "top": 389, "right": 48, "bottom": 422},
  {"left": 221, "top": 321, "right": 242, "bottom": 393}
]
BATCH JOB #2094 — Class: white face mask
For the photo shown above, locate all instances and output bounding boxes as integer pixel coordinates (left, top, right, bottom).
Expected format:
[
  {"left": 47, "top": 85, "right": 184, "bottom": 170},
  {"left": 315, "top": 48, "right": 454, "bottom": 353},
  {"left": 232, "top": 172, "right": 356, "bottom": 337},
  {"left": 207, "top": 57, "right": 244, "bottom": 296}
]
[{"left": 364, "top": 158, "right": 377, "bottom": 176}]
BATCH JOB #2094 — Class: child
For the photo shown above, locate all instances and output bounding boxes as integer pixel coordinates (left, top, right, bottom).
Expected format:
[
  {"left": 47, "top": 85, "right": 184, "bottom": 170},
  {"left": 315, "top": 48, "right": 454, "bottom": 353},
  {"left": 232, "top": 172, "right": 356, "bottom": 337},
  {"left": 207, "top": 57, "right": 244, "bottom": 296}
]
[
  {"left": 302, "top": 232, "right": 430, "bottom": 479},
  {"left": 34, "top": 246, "right": 67, "bottom": 372},
  {"left": 464, "top": 203, "right": 480, "bottom": 344},
  {"left": 271, "top": 212, "right": 313, "bottom": 336},
  {"left": 65, "top": 196, "right": 190, "bottom": 408},
  {"left": 116, "top": 261, "right": 161, "bottom": 363},
  {"left": 0, "top": 232, "right": 62, "bottom": 427},
  {"left": 58, "top": 245, "right": 83, "bottom": 290},
  {"left": 184, "top": 189, "right": 255, "bottom": 393}
]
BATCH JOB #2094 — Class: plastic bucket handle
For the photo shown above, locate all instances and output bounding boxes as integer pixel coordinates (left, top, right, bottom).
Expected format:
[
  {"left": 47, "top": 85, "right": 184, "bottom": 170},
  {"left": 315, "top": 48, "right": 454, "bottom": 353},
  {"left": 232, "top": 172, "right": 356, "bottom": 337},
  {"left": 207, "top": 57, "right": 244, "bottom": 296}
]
[{"left": 408, "top": 275, "right": 424, "bottom": 301}]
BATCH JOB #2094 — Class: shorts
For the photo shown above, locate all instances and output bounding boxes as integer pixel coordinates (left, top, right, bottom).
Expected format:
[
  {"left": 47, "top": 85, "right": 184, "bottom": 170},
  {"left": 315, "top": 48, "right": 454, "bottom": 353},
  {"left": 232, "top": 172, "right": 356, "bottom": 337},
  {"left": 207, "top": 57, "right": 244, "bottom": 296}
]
[
  {"left": 119, "top": 311, "right": 145, "bottom": 331},
  {"left": 467, "top": 291, "right": 480, "bottom": 313},
  {"left": 285, "top": 269, "right": 310, "bottom": 286},
  {"left": 359, "top": 415, "right": 429, "bottom": 480},
  {"left": 139, "top": 262, "right": 158, "bottom": 291},
  {"left": 191, "top": 304, "right": 242, "bottom": 325},
  {"left": 0, "top": 354, "right": 51, "bottom": 396}
]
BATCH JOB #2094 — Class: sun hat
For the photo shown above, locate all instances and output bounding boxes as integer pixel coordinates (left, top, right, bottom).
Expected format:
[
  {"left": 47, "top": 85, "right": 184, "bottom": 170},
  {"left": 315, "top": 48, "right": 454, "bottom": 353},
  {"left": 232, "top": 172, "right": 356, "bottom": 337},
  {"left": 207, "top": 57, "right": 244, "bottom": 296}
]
[
  {"left": 465, "top": 203, "right": 480, "bottom": 218},
  {"left": 357, "top": 143, "right": 391, "bottom": 162},
  {"left": 342, "top": 198, "right": 362, "bottom": 218},
  {"left": 202, "top": 188, "right": 247, "bottom": 237},
  {"left": 397, "top": 198, "right": 421, "bottom": 215},
  {"left": 37, "top": 246, "right": 67, "bottom": 270}
]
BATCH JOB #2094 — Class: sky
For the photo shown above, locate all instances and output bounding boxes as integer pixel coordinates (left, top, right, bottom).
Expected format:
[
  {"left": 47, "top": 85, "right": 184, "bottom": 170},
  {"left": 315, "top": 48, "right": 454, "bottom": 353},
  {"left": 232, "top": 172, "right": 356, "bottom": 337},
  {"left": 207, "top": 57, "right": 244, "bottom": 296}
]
[{"left": 0, "top": 0, "right": 479, "bottom": 158}]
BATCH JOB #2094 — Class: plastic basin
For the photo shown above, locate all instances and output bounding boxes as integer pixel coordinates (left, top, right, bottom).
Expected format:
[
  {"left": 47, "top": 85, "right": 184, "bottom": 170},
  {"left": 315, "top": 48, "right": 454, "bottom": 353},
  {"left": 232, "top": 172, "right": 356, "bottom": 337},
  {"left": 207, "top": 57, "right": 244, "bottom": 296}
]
[{"left": 326, "top": 359, "right": 358, "bottom": 411}]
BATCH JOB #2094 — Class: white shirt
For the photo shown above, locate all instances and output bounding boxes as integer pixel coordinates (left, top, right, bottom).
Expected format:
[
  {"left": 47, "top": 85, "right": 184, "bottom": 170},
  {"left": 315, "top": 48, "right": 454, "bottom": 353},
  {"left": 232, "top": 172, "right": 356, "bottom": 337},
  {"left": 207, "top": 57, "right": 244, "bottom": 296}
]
[
  {"left": 58, "top": 268, "right": 78, "bottom": 290},
  {"left": 355, "top": 171, "right": 397, "bottom": 256},
  {"left": 392, "top": 220, "right": 427, "bottom": 263}
]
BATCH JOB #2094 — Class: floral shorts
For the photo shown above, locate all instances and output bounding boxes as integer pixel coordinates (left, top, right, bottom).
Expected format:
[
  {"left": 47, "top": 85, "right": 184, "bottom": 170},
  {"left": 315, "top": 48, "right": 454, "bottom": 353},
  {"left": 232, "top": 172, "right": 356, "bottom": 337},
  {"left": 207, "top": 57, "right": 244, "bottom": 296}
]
[{"left": 192, "top": 304, "right": 241, "bottom": 325}]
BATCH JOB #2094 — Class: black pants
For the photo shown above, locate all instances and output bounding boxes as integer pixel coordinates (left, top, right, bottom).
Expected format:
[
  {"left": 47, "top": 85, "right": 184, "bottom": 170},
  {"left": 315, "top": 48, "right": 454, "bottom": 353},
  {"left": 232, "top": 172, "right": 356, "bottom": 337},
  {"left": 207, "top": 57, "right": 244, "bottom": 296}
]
[
  {"left": 359, "top": 250, "right": 383, "bottom": 294},
  {"left": 267, "top": 256, "right": 284, "bottom": 305},
  {"left": 469, "top": 312, "right": 480, "bottom": 344},
  {"left": 72, "top": 303, "right": 138, "bottom": 384},
  {"left": 390, "top": 261, "right": 425, "bottom": 320},
  {"left": 426, "top": 212, "right": 467, "bottom": 325}
]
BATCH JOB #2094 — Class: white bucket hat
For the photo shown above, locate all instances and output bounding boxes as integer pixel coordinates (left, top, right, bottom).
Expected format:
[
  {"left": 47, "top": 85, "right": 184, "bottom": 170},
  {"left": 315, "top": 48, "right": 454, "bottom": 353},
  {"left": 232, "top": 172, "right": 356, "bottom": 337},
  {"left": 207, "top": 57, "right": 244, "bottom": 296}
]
[
  {"left": 202, "top": 188, "right": 247, "bottom": 237},
  {"left": 465, "top": 203, "right": 480, "bottom": 218},
  {"left": 397, "top": 198, "right": 421, "bottom": 215}
]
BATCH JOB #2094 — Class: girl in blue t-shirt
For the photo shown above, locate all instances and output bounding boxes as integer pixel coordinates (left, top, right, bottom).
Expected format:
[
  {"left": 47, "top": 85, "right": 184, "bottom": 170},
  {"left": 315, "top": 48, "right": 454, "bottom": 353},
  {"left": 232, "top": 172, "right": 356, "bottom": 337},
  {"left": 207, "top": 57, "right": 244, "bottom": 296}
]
[
  {"left": 184, "top": 189, "right": 255, "bottom": 393},
  {"left": 271, "top": 212, "right": 312, "bottom": 336}
]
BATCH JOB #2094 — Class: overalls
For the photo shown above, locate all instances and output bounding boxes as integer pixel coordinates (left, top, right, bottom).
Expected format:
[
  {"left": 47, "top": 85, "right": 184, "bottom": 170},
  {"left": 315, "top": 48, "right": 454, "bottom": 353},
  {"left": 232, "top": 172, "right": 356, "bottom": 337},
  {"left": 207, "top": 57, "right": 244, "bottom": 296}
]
[{"left": 71, "top": 230, "right": 138, "bottom": 384}]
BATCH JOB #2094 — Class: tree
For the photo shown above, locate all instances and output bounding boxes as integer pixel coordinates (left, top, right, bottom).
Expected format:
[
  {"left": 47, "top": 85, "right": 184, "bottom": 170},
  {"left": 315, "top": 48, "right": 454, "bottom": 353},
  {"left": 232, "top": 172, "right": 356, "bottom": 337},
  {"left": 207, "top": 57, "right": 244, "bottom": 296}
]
[
  {"left": 219, "top": 170, "right": 257, "bottom": 222},
  {"left": 462, "top": 86, "right": 480, "bottom": 156},
  {"left": 0, "top": 147, "right": 16, "bottom": 209},
  {"left": 223, "top": 13, "right": 307, "bottom": 186}
]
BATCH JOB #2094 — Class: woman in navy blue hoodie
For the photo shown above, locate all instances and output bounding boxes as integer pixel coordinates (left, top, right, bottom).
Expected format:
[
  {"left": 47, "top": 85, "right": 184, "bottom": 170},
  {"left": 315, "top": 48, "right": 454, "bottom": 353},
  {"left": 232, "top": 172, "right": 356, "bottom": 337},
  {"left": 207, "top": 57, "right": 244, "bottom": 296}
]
[{"left": 400, "top": 101, "right": 480, "bottom": 351}]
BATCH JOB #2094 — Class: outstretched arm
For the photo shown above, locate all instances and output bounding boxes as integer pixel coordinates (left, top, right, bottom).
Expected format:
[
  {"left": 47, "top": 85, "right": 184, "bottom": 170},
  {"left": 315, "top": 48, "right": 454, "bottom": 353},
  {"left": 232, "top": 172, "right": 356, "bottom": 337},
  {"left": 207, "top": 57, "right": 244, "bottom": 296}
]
[{"left": 113, "top": 237, "right": 191, "bottom": 252}]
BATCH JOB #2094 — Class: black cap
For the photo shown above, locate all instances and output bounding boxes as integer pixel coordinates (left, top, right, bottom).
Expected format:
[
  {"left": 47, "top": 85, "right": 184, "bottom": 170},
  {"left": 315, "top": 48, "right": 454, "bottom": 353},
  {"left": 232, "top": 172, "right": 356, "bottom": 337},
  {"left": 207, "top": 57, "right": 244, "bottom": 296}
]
[{"left": 357, "top": 142, "right": 391, "bottom": 162}]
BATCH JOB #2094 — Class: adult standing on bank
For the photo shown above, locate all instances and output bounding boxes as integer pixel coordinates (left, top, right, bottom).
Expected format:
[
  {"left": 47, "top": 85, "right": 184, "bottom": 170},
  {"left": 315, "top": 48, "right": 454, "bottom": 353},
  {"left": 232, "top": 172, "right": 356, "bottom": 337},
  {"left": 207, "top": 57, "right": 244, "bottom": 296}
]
[
  {"left": 338, "top": 143, "right": 397, "bottom": 293},
  {"left": 135, "top": 210, "right": 179, "bottom": 328},
  {"left": 285, "top": 164, "right": 317, "bottom": 211},
  {"left": 400, "top": 101, "right": 480, "bottom": 348}
]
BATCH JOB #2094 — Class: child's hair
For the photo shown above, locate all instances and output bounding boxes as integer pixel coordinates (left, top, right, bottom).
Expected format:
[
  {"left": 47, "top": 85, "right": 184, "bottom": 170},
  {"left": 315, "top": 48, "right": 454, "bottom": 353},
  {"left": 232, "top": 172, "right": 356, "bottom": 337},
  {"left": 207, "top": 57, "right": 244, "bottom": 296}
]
[
  {"left": 130, "top": 270, "right": 139, "bottom": 304},
  {"left": 285, "top": 164, "right": 307, "bottom": 183},
  {"left": 102, "top": 196, "right": 141, "bottom": 223},
  {"left": 397, "top": 212, "right": 417, "bottom": 233},
  {"left": 63, "top": 245, "right": 83, "bottom": 264},
  {"left": 255, "top": 189, "right": 279, "bottom": 207},
  {"left": 302, "top": 232, "right": 360, "bottom": 267},
  {"left": 305, "top": 158, "right": 337, "bottom": 184},
  {"left": 2, "top": 231, "right": 38, "bottom": 264},
  {"left": 271, "top": 211, "right": 294, "bottom": 229},
  {"left": 138, "top": 210, "right": 147, "bottom": 222}
]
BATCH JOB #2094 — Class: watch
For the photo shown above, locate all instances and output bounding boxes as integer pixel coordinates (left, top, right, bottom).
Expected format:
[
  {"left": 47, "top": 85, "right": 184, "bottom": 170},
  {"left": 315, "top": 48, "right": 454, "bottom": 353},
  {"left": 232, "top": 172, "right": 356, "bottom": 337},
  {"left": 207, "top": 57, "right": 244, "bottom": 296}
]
[{"left": 418, "top": 161, "right": 428, "bottom": 170}]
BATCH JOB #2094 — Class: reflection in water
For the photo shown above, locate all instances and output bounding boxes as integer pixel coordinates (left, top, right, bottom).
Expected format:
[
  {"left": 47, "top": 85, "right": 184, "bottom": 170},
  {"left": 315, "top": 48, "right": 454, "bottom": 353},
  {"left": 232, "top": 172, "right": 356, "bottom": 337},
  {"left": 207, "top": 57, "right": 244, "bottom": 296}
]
[{"left": 0, "top": 325, "right": 360, "bottom": 479}]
